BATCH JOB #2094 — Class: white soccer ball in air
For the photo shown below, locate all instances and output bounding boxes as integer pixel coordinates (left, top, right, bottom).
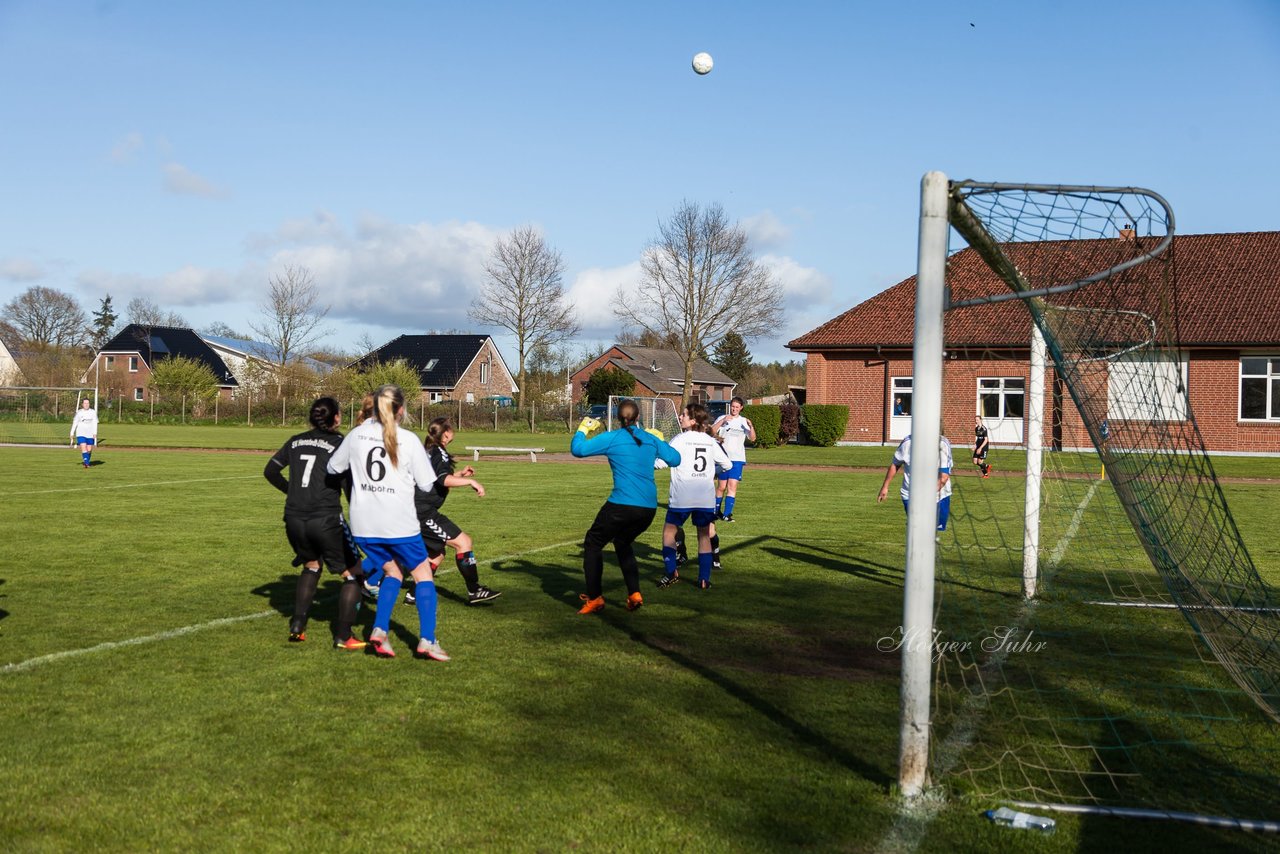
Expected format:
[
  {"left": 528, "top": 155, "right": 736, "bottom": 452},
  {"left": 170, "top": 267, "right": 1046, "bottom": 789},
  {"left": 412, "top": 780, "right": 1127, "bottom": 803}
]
[{"left": 692, "top": 52, "right": 713, "bottom": 75}]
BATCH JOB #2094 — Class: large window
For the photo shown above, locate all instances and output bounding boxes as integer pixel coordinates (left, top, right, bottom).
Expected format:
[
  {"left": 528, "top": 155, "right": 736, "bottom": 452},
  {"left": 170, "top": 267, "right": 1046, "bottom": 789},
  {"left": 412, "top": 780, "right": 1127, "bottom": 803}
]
[
  {"left": 891, "top": 377, "right": 912, "bottom": 416},
  {"left": 978, "top": 377, "right": 1025, "bottom": 419},
  {"left": 1109, "top": 352, "right": 1188, "bottom": 421},
  {"left": 479, "top": 361, "right": 489, "bottom": 385},
  {"left": 1240, "top": 357, "right": 1280, "bottom": 421}
]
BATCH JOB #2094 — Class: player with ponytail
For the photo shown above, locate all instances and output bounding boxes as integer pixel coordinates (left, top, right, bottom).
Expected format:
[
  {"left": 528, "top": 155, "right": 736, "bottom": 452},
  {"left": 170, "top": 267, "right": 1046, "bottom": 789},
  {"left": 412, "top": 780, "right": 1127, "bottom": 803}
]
[
  {"left": 327, "top": 385, "right": 449, "bottom": 660},
  {"left": 264, "top": 396, "right": 366, "bottom": 648},
  {"left": 570, "top": 398, "right": 681, "bottom": 614}
]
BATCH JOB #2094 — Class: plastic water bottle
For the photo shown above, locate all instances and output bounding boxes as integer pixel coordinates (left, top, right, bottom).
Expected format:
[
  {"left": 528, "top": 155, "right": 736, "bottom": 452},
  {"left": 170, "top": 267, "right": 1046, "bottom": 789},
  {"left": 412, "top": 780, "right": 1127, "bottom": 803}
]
[{"left": 985, "top": 806, "right": 1056, "bottom": 833}]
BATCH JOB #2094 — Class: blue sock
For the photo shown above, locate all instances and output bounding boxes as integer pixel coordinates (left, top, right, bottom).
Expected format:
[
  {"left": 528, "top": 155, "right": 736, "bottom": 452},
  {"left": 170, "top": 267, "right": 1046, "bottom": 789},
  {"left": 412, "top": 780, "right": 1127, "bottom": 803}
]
[
  {"left": 414, "top": 580, "right": 438, "bottom": 642},
  {"left": 662, "top": 546, "right": 678, "bottom": 576},
  {"left": 724, "top": 496, "right": 736, "bottom": 516},
  {"left": 374, "top": 576, "right": 401, "bottom": 631},
  {"left": 82, "top": 451, "right": 90, "bottom": 465},
  {"left": 365, "top": 565, "right": 385, "bottom": 587},
  {"left": 698, "top": 552, "right": 713, "bottom": 583}
]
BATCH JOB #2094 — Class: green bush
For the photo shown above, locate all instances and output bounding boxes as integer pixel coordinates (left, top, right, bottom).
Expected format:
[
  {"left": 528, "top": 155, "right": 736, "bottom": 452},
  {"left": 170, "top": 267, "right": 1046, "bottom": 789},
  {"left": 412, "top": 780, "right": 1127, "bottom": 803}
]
[
  {"left": 801, "top": 404, "right": 849, "bottom": 447},
  {"left": 742, "top": 404, "right": 781, "bottom": 448}
]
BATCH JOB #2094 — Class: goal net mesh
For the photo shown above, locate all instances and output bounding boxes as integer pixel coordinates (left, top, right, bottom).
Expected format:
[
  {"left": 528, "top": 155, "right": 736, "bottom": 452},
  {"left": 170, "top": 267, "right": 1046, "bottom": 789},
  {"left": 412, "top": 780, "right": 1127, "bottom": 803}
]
[
  {"left": 0, "top": 387, "right": 93, "bottom": 446},
  {"left": 607, "top": 395, "right": 681, "bottom": 442},
  {"left": 929, "top": 183, "right": 1280, "bottom": 822}
]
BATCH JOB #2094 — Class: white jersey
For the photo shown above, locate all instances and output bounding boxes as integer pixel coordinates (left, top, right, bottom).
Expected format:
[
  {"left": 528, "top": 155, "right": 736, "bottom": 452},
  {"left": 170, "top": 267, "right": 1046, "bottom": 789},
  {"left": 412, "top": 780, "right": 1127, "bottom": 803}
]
[
  {"left": 666, "top": 430, "right": 732, "bottom": 510},
  {"left": 715, "top": 414, "right": 751, "bottom": 462},
  {"left": 71, "top": 407, "right": 98, "bottom": 439},
  {"left": 892, "top": 434, "right": 953, "bottom": 502},
  {"left": 327, "top": 419, "right": 435, "bottom": 539}
]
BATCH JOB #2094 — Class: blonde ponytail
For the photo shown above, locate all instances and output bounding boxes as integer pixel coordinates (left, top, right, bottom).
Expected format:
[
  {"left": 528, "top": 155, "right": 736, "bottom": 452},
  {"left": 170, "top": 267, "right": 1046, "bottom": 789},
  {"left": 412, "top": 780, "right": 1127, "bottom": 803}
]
[{"left": 373, "top": 385, "right": 405, "bottom": 468}]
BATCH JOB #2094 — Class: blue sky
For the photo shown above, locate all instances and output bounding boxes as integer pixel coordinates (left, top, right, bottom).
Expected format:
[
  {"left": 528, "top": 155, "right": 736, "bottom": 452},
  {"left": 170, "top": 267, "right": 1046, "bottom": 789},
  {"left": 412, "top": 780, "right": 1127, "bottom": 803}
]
[{"left": 2, "top": 0, "right": 1278, "bottom": 366}]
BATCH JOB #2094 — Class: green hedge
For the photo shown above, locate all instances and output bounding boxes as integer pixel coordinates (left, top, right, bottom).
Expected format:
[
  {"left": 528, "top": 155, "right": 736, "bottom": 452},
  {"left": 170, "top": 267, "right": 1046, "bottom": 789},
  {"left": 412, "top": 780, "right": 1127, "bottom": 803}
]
[
  {"left": 741, "top": 404, "right": 781, "bottom": 448},
  {"left": 801, "top": 404, "right": 850, "bottom": 447}
]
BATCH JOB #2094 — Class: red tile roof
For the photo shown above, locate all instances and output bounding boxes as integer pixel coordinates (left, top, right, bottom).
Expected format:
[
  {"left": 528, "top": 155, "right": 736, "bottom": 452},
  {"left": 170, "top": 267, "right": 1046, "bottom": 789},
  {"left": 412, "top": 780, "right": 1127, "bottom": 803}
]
[{"left": 788, "top": 231, "right": 1280, "bottom": 351}]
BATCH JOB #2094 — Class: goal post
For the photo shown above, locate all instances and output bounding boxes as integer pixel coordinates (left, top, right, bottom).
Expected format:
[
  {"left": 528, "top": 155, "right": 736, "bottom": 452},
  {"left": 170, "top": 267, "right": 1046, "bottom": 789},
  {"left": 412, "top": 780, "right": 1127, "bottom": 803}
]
[
  {"left": 606, "top": 395, "right": 681, "bottom": 441},
  {"left": 0, "top": 386, "right": 96, "bottom": 445}
]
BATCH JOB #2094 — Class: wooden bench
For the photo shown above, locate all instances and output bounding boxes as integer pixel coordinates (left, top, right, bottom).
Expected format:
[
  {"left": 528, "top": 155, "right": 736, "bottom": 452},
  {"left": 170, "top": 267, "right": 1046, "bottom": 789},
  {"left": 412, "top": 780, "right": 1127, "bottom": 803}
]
[{"left": 465, "top": 446, "right": 545, "bottom": 463}]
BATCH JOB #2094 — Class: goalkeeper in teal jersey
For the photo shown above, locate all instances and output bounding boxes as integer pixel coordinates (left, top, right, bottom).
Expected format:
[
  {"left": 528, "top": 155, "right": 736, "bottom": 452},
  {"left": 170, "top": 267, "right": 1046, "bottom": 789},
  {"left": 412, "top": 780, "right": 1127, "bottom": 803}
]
[{"left": 571, "top": 399, "right": 680, "bottom": 615}]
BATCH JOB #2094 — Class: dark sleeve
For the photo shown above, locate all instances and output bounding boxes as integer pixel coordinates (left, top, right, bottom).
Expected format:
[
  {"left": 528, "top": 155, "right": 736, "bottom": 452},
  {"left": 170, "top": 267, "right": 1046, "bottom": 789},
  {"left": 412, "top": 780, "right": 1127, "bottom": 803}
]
[
  {"left": 264, "top": 444, "right": 290, "bottom": 494},
  {"left": 430, "top": 448, "right": 449, "bottom": 492}
]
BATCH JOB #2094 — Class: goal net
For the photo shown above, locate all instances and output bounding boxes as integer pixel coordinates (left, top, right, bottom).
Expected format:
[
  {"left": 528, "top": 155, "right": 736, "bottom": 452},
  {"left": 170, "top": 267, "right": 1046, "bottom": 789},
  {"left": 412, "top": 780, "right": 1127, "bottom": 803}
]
[
  {"left": 904, "top": 175, "right": 1280, "bottom": 829},
  {"left": 607, "top": 395, "right": 681, "bottom": 442},
  {"left": 0, "top": 387, "right": 95, "bottom": 446}
]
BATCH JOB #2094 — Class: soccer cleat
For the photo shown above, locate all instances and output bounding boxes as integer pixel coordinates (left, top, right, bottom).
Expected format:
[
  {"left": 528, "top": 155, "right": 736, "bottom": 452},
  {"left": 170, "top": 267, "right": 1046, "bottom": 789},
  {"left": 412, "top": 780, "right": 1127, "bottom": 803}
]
[
  {"left": 657, "top": 573, "right": 680, "bottom": 589},
  {"left": 362, "top": 580, "right": 380, "bottom": 600},
  {"left": 368, "top": 631, "right": 396, "bottom": 658},
  {"left": 983, "top": 465, "right": 993, "bottom": 479},
  {"left": 467, "top": 586, "right": 502, "bottom": 605},
  {"left": 626, "top": 591, "right": 644, "bottom": 611},
  {"left": 577, "top": 594, "right": 605, "bottom": 615},
  {"left": 288, "top": 630, "right": 306, "bottom": 642},
  {"left": 288, "top": 618, "right": 307, "bottom": 642},
  {"left": 415, "top": 638, "right": 450, "bottom": 662},
  {"left": 404, "top": 590, "right": 417, "bottom": 605},
  {"left": 698, "top": 579, "right": 712, "bottom": 590},
  {"left": 334, "top": 636, "right": 368, "bottom": 651},
  {"left": 721, "top": 514, "right": 734, "bottom": 523},
  {"left": 712, "top": 557, "right": 721, "bottom": 570}
]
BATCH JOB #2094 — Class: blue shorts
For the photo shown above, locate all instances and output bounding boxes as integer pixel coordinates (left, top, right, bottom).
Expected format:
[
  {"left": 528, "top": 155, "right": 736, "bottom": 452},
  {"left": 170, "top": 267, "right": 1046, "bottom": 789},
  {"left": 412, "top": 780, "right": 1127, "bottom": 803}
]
[
  {"left": 355, "top": 535, "right": 429, "bottom": 572},
  {"left": 717, "top": 461, "right": 746, "bottom": 481},
  {"left": 901, "top": 496, "right": 950, "bottom": 531},
  {"left": 76, "top": 436, "right": 95, "bottom": 446},
  {"left": 665, "top": 507, "right": 717, "bottom": 528}
]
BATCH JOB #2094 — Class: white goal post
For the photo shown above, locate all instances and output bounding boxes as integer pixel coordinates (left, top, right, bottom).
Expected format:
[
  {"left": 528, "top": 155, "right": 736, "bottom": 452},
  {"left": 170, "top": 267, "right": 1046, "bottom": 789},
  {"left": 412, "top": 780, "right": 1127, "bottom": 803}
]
[{"left": 606, "top": 395, "right": 681, "bottom": 441}]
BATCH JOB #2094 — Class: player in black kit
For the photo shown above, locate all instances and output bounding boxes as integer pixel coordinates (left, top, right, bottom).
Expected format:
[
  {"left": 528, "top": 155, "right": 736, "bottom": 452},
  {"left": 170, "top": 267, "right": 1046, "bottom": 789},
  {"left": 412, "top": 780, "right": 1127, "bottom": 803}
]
[
  {"left": 973, "top": 415, "right": 992, "bottom": 478},
  {"left": 264, "top": 397, "right": 367, "bottom": 648},
  {"left": 415, "top": 417, "right": 501, "bottom": 604}
]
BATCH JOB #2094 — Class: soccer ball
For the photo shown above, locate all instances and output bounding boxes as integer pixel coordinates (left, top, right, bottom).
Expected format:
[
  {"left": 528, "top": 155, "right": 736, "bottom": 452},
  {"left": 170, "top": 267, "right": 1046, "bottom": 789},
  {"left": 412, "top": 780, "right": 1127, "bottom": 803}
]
[{"left": 692, "top": 52, "right": 713, "bottom": 75}]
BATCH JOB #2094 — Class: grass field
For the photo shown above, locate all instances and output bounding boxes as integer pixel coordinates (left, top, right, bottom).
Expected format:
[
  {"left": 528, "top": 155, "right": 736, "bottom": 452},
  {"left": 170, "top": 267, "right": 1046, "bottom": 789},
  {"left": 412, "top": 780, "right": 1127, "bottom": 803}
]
[{"left": 3, "top": 432, "right": 1278, "bottom": 851}]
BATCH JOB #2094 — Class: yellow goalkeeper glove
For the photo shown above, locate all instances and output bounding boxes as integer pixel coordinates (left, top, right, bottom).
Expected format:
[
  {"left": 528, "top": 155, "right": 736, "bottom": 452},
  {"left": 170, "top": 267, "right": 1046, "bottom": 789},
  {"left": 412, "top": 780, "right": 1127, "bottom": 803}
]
[
  {"left": 644, "top": 428, "right": 664, "bottom": 442},
  {"left": 577, "top": 416, "right": 602, "bottom": 435}
]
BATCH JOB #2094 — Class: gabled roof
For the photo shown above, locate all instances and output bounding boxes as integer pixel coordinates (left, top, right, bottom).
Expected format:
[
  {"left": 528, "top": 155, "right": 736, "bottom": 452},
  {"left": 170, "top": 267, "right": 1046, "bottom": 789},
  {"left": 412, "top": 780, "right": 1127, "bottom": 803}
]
[
  {"left": 353, "top": 334, "right": 508, "bottom": 388},
  {"left": 98, "top": 324, "right": 238, "bottom": 385},
  {"left": 604, "top": 345, "right": 736, "bottom": 393},
  {"left": 201, "top": 334, "right": 331, "bottom": 373},
  {"left": 788, "top": 231, "right": 1280, "bottom": 351}
]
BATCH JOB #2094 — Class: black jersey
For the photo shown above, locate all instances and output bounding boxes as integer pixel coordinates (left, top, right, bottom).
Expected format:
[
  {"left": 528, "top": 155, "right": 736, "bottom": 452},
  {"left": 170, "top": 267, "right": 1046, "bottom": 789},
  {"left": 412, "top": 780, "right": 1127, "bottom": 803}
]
[
  {"left": 974, "top": 424, "right": 989, "bottom": 450},
  {"left": 415, "top": 444, "right": 454, "bottom": 514},
  {"left": 264, "top": 428, "right": 347, "bottom": 519}
]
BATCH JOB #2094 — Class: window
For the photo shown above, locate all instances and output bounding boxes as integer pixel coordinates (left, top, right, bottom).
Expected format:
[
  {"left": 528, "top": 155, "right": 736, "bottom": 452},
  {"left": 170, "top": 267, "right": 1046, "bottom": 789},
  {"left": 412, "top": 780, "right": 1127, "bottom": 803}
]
[
  {"left": 129, "top": 356, "right": 139, "bottom": 372},
  {"left": 891, "top": 377, "right": 913, "bottom": 416},
  {"left": 1109, "top": 352, "right": 1188, "bottom": 421},
  {"left": 978, "top": 377, "right": 1025, "bottom": 419},
  {"left": 424, "top": 359, "right": 438, "bottom": 371},
  {"left": 134, "top": 387, "right": 144, "bottom": 401},
  {"left": 429, "top": 391, "right": 443, "bottom": 404},
  {"left": 1240, "top": 357, "right": 1280, "bottom": 421},
  {"left": 105, "top": 356, "right": 114, "bottom": 372},
  {"left": 465, "top": 392, "right": 475, "bottom": 403},
  {"left": 480, "top": 361, "right": 490, "bottom": 386}
]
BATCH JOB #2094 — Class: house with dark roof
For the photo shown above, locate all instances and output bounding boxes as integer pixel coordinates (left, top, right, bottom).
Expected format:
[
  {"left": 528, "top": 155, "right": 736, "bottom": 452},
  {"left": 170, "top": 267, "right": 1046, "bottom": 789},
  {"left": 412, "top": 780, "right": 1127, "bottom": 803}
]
[
  {"left": 88, "top": 325, "right": 237, "bottom": 402},
  {"left": 352, "top": 334, "right": 517, "bottom": 403},
  {"left": 570, "top": 345, "right": 737, "bottom": 406},
  {"left": 788, "top": 231, "right": 1280, "bottom": 453}
]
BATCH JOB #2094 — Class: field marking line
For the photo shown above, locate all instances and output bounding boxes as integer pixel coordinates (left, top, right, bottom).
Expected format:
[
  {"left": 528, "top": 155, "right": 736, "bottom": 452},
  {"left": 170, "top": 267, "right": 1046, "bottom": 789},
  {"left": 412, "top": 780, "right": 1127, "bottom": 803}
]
[
  {"left": 872, "top": 478, "right": 1101, "bottom": 854},
  {"left": 1, "top": 539, "right": 579, "bottom": 675},
  {"left": 23, "top": 475, "right": 262, "bottom": 495}
]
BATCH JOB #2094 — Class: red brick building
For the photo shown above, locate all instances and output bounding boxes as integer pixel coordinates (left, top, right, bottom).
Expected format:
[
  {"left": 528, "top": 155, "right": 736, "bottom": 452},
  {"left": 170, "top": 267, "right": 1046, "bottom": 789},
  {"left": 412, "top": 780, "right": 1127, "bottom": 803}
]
[
  {"left": 355, "top": 334, "right": 516, "bottom": 403},
  {"left": 89, "top": 325, "right": 238, "bottom": 403},
  {"left": 788, "top": 231, "right": 1280, "bottom": 453},
  {"left": 571, "top": 345, "right": 736, "bottom": 407}
]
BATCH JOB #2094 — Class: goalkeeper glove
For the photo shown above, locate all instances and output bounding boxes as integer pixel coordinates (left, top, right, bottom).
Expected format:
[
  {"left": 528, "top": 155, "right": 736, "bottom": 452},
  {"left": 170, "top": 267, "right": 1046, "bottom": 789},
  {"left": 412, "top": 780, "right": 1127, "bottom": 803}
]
[{"left": 577, "top": 416, "right": 601, "bottom": 435}]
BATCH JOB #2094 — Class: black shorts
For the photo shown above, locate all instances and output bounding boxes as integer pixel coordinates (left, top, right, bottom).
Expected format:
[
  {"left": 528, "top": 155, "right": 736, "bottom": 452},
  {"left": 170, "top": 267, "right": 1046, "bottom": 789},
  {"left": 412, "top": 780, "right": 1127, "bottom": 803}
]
[
  {"left": 418, "top": 509, "right": 463, "bottom": 557},
  {"left": 284, "top": 513, "right": 359, "bottom": 573},
  {"left": 583, "top": 502, "right": 656, "bottom": 551},
  {"left": 973, "top": 446, "right": 988, "bottom": 460}
]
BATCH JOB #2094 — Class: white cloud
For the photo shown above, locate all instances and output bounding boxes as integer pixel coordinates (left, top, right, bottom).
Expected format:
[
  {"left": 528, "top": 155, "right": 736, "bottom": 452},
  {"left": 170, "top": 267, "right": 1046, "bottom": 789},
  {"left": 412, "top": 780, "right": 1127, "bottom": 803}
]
[
  {"left": 762, "top": 254, "right": 832, "bottom": 307},
  {"left": 162, "top": 162, "right": 227, "bottom": 198},
  {"left": 740, "top": 210, "right": 791, "bottom": 250},
  {"left": 108, "top": 132, "right": 144, "bottom": 163},
  {"left": 76, "top": 266, "right": 239, "bottom": 306},
  {"left": 0, "top": 257, "right": 44, "bottom": 282},
  {"left": 565, "top": 261, "right": 641, "bottom": 335}
]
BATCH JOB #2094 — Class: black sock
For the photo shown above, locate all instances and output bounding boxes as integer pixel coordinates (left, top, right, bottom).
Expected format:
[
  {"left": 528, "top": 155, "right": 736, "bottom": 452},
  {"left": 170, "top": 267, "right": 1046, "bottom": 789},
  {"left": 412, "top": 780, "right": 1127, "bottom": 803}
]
[
  {"left": 711, "top": 534, "right": 720, "bottom": 558},
  {"left": 336, "top": 575, "right": 361, "bottom": 641},
  {"left": 456, "top": 551, "right": 480, "bottom": 593},
  {"left": 293, "top": 568, "right": 321, "bottom": 625}
]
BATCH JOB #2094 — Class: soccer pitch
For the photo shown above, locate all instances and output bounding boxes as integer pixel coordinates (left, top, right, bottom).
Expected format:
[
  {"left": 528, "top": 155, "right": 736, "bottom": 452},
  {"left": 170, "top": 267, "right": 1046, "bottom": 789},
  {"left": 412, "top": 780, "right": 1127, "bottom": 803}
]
[{"left": 2, "top": 443, "right": 1278, "bottom": 851}]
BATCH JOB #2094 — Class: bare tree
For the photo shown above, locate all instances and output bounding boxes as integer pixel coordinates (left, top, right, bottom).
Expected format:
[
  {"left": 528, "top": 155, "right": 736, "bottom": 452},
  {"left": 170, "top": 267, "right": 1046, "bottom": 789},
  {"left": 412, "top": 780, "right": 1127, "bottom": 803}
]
[
  {"left": 614, "top": 201, "right": 784, "bottom": 406},
  {"left": 1, "top": 286, "right": 88, "bottom": 351},
  {"left": 469, "top": 226, "right": 579, "bottom": 409},
  {"left": 249, "top": 265, "right": 331, "bottom": 367},
  {"left": 126, "top": 296, "right": 187, "bottom": 328}
]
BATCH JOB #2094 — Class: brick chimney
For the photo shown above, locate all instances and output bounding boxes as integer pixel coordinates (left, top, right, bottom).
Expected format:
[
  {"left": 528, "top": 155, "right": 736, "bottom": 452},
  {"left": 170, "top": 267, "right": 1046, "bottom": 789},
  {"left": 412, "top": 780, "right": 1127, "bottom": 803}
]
[{"left": 1119, "top": 223, "right": 1136, "bottom": 241}]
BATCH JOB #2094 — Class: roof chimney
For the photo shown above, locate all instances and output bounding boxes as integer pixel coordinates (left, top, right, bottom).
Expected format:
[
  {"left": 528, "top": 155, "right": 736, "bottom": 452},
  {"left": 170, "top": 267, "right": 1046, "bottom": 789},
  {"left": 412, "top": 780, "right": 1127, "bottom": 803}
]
[
  {"left": 1119, "top": 223, "right": 1136, "bottom": 241},
  {"left": 650, "top": 359, "right": 659, "bottom": 372}
]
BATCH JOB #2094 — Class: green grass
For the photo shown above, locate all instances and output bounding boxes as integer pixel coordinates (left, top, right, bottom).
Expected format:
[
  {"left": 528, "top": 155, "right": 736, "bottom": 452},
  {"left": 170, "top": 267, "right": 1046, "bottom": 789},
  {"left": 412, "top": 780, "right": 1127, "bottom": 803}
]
[{"left": 2, "top": 439, "right": 1278, "bottom": 851}]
